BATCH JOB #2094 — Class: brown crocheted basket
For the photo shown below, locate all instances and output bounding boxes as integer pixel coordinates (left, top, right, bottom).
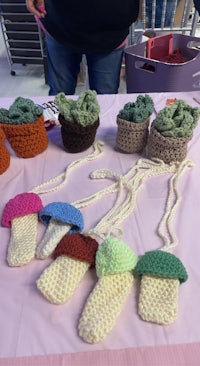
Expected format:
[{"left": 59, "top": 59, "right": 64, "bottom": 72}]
[
  {"left": 0, "top": 128, "right": 10, "bottom": 175},
  {"left": 147, "top": 122, "right": 192, "bottom": 164},
  {"left": 59, "top": 114, "right": 99, "bottom": 153},
  {"left": 1, "top": 115, "right": 48, "bottom": 158},
  {"left": 116, "top": 116, "right": 150, "bottom": 153}
]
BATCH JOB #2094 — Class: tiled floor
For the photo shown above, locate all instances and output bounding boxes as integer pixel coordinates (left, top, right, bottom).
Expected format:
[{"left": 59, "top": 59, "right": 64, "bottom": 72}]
[{"left": 0, "top": 22, "right": 199, "bottom": 98}]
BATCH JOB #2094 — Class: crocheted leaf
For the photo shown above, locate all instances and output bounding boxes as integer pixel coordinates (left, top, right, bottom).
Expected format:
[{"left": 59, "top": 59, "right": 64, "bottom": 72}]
[
  {"left": 55, "top": 92, "right": 75, "bottom": 122},
  {"left": 154, "top": 99, "right": 200, "bottom": 138},
  {"left": 118, "top": 94, "right": 154, "bottom": 123},
  {"left": 135, "top": 250, "right": 188, "bottom": 283},
  {"left": 96, "top": 237, "right": 138, "bottom": 277},
  {"left": 0, "top": 97, "right": 43, "bottom": 124}
]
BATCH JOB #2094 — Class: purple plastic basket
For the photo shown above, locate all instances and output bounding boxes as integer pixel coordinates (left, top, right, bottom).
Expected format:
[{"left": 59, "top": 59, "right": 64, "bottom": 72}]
[{"left": 125, "top": 34, "right": 200, "bottom": 93}]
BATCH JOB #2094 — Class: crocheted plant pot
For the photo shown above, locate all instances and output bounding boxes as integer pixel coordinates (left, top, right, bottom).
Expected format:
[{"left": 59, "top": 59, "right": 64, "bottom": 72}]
[
  {"left": 1, "top": 115, "right": 48, "bottom": 158},
  {"left": 116, "top": 116, "right": 150, "bottom": 153},
  {"left": 59, "top": 114, "right": 100, "bottom": 153},
  {"left": 147, "top": 122, "right": 192, "bottom": 164},
  {"left": 0, "top": 127, "right": 10, "bottom": 175}
]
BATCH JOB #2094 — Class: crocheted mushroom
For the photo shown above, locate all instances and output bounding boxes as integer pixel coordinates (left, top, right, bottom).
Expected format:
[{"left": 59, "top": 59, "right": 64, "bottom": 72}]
[
  {"left": 36, "top": 202, "right": 84, "bottom": 259},
  {"left": 37, "top": 233, "right": 98, "bottom": 304},
  {"left": 2, "top": 193, "right": 43, "bottom": 266},
  {"left": 134, "top": 250, "right": 188, "bottom": 325},
  {"left": 78, "top": 237, "right": 138, "bottom": 343}
]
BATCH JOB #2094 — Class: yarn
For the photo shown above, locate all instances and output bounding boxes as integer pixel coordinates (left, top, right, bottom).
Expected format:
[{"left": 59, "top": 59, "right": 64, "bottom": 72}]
[
  {"left": 1, "top": 192, "right": 43, "bottom": 266},
  {"left": 53, "top": 233, "right": 98, "bottom": 265},
  {"left": 55, "top": 90, "right": 100, "bottom": 126},
  {"left": 59, "top": 114, "right": 99, "bottom": 153},
  {"left": 0, "top": 127, "right": 10, "bottom": 175},
  {"left": 116, "top": 116, "right": 150, "bottom": 153},
  {"left": 153, "top": 99, "right": 200, "bottom": 138},
  {"left": 36, "top": 202, "right": 84, "bottom": 259},
  {"left": 0, "top": 97, "right": 42, "bottom": 124},
  {"left": 78, "top": 237, "right": 138, "bottom": 344},
  {"left": 1, "top": 115, "right": 48, "bottom": 158},
  {"left": 118, "top": 95, "right": 154, "bottom": 123},
  {"left": 37, "top": 234, "right": 98, "bottom": 304},
  {"left": 147, "top": 121, "right": 192, "bottom": 164},
  {"left": 134, "top": 250, "right": 188, "bottom": 325}
]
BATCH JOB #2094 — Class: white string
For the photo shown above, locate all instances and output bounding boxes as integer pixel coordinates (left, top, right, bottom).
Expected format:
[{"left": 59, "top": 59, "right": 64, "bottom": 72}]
[
  {"left": 29, "top": 140, "right": 104, "bottom": 195},
  {"left": 159, "top": 159, "right": 194, "bottom": 252}
]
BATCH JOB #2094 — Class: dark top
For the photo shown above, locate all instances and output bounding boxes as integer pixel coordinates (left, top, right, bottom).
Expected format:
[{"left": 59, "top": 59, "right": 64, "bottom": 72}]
[
  {"left": 194, "top": 0, "right": 200, "bottom": 15},
  {"left": 41, "top": 0, "right": 139, "bottom": 53}
]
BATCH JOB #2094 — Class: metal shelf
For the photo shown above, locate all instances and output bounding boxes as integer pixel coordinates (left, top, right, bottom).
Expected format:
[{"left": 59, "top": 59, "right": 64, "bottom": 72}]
[{"left": 0, "top": 2, "right": 47, "bottom": 82}]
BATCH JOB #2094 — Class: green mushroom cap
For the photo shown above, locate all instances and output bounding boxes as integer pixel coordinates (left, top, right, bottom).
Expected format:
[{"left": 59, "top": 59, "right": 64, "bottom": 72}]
[{"left": 134, "top": 250, "right": 188, "bottom": 284}]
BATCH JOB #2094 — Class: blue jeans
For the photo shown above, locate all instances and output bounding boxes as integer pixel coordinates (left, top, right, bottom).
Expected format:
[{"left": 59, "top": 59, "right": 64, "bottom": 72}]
[{"left": 45, "top": 34, "right": 125, "bottom": 95}]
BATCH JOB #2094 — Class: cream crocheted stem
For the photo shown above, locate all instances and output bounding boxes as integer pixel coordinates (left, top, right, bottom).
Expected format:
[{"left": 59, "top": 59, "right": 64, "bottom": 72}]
[
  {"left": 37, "top": 255, "right": 89, "bottom": 304},
  {"left": 78, "top": 271, "right": 133, "bottom": 344},
  {"left": 138, "top": 275, "right": 179, "bottom": 325},
  {"left": 7, "top": 213, "right": 38, "bottom": 266},
  {"left": 36, "top": 218, "right": 71, "bottom": 259}
]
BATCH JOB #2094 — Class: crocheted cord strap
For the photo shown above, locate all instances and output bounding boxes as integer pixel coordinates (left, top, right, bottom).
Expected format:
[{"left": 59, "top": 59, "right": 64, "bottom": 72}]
[
  {"left": 53, "top": 233, "right": 98, "bottom": 265},
  {"left": 39, "top": 202, "right": 84, "bottom": 233},
  {"left": 96, "top": 237, "right": 138, "bottom": 277},
  {"left": 134, "top": 250, "right": 188, "bottom": 284},
  {"left": 2, "top": 192, "right": 43, "bottom": 227}
]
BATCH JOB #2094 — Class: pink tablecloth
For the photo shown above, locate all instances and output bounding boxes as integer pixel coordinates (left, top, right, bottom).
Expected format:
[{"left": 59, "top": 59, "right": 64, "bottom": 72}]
[{"left": 0, "top": 92, "right": 200, "bottom": 366}]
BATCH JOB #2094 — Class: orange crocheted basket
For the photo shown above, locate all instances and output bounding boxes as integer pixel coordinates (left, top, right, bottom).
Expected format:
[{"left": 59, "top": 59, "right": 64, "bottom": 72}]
[
  {"left": 0, "top": 128, "right": 10, "bottom": 174},
  {"left": 1, "top": 115, "right": 48, "bottom": 158}
]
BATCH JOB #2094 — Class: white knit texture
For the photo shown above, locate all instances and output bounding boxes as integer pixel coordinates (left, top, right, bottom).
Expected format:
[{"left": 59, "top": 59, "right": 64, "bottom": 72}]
[
  {"left": 78, "top": 272, "right": 133, "bottom": 343},
  {"left": 7, "top": 213, "right": 38, "bottom": 266},
  {"left": 36, "top": 219, "right": 71, "bottom": 259},
  {"left": 138, "top": 274, "right": 179, "bottom": 325},
  {"left": 37, "top": 255, "right": 89, "bottom": 304}
]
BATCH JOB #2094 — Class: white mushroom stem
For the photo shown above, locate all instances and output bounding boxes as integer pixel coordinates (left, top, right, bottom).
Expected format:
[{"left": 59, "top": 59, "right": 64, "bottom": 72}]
[
  {"left": 7, "top": 213, "right": 38, "bottom": 266},
  {"left": 36, "top": 218, "right": 71, "bottom": 259}
]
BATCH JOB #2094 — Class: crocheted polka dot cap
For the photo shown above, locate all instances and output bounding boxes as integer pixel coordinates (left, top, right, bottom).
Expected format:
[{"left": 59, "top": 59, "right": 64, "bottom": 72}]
[
  {"left": 36, "top": 202, "right": 84, "bottom": 259},
  {"left": 53, "top": 233, "right": 98, "bottom": 265},
  {"left": 1, "top": 192, "right": 43, "bottom": 266},
  {"left": 78, "top": 237, "right": 138, "bottom": 343},
  {"left": 37, "top": 233, "right": 98, "bottom": 305},
  {"left": 134, "top": 250, "right": 188, "bottom": 325}
]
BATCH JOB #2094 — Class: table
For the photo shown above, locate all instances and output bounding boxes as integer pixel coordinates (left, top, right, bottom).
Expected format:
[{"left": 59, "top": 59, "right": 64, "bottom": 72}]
[{"left": 0, "top": 92, "right": 200, "bottom": 366}]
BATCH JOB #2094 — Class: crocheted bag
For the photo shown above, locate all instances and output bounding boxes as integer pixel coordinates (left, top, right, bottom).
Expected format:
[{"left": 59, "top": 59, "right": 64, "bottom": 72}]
[
  {"left": 78, "top": 237, "right": 138, "bottom": 343},
  {"left": 1, "top": 193, "right": 43, "bottom": 266},
  {"left": 147, "top": 122, "right": 192, "bottom": 164},
  {"left": 134, "top": 250, "right": 188, "bottom": 325},
  {"left": 59, "top": 114, "right": 99, "bottom": 153},
  {"left": 1, "top": 115, "right": 48, "bottom": 158},
  {"left": 37, "top": 233, "right": 98, "bottom": 304},
  {"left": 116, "top": 116, "right": 150, "bottom": 153},
  {"left": 0, "top": 127, "right": 10, "bottom": 175}
]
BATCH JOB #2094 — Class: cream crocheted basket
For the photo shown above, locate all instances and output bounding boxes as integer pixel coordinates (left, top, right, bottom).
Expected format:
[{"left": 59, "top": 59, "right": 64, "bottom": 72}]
[
  {"left": 147, "top": 122, "right": 192, "bottom": 164},
  {"left": 116, "top": 116, "right": 150, "bottom": 153}
]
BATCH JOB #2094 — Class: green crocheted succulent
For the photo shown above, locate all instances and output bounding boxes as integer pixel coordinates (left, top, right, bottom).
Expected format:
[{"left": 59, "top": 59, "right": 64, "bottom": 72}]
[
  {"left": 55, "top": 90, "right": 100, "bottom": 127},
  {"left": 0, "top": 97, "right": 43, "bottom": 124},
  {"left": 154, "top": 99, "right": 200, "bottom": 138},
  {"left": 118, "top": 94, "right": 154, "bottom": 123}
]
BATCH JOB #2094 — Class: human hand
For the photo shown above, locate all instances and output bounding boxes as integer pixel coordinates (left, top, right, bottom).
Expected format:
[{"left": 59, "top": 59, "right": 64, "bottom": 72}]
[{"left": 26, "top": 0, "right": 46, "bottom": 18}]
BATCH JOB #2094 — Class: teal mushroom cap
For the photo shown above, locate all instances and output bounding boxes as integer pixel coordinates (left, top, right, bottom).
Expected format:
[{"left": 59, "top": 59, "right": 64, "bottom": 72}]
[{"left": 134, "top": 250, "right": 188, "bottom": 284}]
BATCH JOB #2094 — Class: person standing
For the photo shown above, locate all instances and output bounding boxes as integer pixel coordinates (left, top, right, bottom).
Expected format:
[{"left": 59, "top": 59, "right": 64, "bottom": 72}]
[{"left": 26, "top": 0, "right": 139, "bottom": 95}]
